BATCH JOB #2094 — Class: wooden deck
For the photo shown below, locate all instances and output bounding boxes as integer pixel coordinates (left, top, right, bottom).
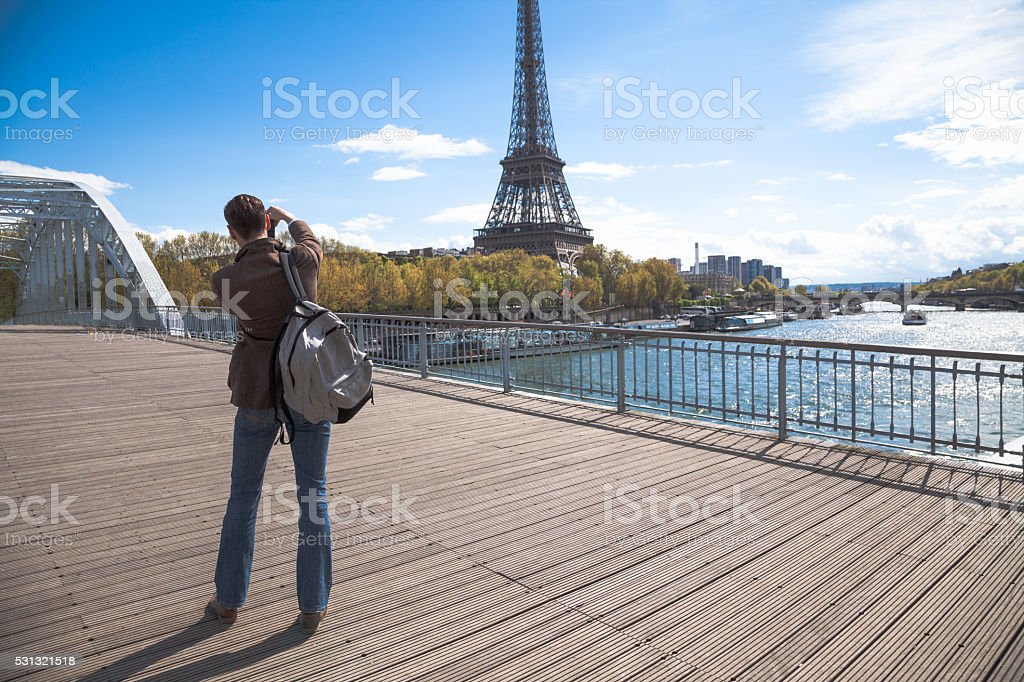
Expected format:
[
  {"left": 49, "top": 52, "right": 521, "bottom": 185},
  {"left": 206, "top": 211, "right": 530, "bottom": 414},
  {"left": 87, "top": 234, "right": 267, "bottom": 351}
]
[{"left": 1, "top": 327, "right": 1023, "bottom": 681}]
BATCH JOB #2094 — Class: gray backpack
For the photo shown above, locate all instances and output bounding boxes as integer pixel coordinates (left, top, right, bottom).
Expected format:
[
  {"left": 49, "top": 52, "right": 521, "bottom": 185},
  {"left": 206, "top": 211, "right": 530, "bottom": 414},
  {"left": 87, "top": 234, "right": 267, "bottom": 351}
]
[{"left": 270, "top": 249, "right": 373, "bottom": 442}]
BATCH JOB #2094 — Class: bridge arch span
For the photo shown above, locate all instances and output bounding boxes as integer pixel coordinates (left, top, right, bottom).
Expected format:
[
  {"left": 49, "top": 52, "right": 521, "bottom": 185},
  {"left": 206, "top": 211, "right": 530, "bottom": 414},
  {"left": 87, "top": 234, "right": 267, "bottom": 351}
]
[{"left": 0, "top": 175, "right": 178, "bottom": 328}]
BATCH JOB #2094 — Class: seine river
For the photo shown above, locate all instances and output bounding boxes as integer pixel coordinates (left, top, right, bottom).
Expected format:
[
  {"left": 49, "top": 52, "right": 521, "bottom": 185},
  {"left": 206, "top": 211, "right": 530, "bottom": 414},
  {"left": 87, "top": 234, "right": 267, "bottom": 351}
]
[{"left": 739, "top": 308, "right": 1022, "bottom": 354}]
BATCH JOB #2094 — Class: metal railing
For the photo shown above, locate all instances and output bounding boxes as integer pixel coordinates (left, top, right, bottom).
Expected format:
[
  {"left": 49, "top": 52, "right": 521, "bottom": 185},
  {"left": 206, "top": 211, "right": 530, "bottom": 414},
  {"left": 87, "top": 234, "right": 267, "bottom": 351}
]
[{"left": 11, "top": 307, "right": 1024, "bottom": 472}]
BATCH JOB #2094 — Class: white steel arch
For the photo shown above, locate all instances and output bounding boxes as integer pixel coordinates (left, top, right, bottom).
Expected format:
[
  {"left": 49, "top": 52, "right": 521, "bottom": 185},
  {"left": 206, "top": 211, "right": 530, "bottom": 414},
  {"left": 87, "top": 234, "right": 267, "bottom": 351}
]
[{"left": 0, "top": 175, "right": 178, "bottom": 328}]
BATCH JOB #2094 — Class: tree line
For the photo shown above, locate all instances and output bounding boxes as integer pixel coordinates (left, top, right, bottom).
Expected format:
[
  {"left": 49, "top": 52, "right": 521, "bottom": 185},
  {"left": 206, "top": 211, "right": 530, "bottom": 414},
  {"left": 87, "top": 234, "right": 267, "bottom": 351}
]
[
  {"left": 134, "top": 233, "right": 719, "bottom": 314},
  {"left": 914, "top": 261, "right": 1023, "bottom": 294},
  {"left": 0, "top": 230, "right": 776, "bottom": 320}
]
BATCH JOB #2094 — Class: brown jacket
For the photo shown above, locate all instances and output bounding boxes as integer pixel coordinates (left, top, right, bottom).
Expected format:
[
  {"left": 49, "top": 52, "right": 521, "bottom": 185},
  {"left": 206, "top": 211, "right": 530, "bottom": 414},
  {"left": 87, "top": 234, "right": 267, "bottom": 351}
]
[{"left": 212, "top": 220, "right": 323, "bottom": 409}]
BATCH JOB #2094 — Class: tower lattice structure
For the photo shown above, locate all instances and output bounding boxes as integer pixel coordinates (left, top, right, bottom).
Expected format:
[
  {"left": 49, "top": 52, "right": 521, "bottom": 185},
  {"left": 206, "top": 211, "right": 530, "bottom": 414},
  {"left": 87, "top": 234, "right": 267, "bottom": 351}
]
[{"left": 474, "top": 0, "right": 593, "bottom": 265}]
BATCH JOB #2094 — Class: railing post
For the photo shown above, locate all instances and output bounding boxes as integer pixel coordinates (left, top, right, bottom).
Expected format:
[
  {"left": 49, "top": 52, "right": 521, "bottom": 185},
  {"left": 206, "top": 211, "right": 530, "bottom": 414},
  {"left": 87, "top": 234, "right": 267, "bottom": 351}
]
[
  {"left": 777, "top": 345, "right": 788, "bottom": 440},
  {"left": 930, "top": 355, "right": 937, "bottom": 455},
  {"left": 418, "top": 324, "right": 428, "bottom": 379},
  {"left": 354, "top": 319, "right": 365, "bottom": 351},
  {"left": 500, "top": 333, "right": 511, "bottom": 393},
  {"left": 616, "top": 335, "right": 626, "bottom": 413},
  {"left": 850, "top": 349, "right": 857, "bottom": 443}
]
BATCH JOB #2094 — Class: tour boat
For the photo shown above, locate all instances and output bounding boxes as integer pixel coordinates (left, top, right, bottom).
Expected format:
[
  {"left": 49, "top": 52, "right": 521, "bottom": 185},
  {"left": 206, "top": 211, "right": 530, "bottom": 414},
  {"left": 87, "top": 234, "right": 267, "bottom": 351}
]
[
  {"left": 902, "top": 310, "right": 927, "bottom": 326},
  {"left": 716, "top": 312, "right": 783, "bottom": 332}
]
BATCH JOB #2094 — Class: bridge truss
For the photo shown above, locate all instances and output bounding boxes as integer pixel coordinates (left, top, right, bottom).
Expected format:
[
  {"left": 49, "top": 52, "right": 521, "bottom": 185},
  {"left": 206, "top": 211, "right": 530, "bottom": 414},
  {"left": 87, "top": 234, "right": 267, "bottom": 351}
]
[{"left": 0, "top": 175, "right": 178, "bottom": 328}]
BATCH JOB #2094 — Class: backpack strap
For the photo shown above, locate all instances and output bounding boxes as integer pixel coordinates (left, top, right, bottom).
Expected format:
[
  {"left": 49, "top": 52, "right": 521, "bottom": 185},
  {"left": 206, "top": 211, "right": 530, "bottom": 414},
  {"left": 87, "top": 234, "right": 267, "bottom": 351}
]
[
  {"left": 268, "top": 314, "right": 296, "bottom": 445},
  {"left": 279, "top": 249, "right": 308, "bottom": 304},
  {"left": 271, "top": 248, "right": 303, "bottom": 445}
]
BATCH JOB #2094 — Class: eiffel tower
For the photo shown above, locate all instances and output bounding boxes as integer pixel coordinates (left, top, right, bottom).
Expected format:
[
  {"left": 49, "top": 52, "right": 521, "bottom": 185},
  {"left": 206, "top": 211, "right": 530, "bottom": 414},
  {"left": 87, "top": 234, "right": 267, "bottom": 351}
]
[{"left": 474, "top": 0, "right": 593, "bottom": 266}]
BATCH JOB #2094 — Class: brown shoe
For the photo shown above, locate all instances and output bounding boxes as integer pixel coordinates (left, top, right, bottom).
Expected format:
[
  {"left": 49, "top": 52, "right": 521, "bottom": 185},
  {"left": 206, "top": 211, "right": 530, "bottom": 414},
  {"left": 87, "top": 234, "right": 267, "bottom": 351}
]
[
  {"left": 299, "top": 610, "right": 326, "bottom": 634},
  {"left": 207, "top": 596, "right": 238, "bottom": 625}
]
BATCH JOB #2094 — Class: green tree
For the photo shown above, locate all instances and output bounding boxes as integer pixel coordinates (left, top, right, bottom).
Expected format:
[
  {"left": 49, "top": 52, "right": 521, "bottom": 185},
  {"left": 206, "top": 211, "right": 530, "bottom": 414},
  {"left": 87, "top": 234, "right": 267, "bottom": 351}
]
[
  {"left": 617, "top": 265, "right": 656, "bottom": 307},
  {"left": 641, "top": 258, "right": 682, "bottom": 305}
]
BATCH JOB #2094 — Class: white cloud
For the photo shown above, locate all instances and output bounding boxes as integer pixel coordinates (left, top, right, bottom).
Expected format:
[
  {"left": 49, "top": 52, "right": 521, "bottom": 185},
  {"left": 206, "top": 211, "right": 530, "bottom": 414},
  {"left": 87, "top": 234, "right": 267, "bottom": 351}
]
[
  {"left": 968, "top": 174, "right": 1024, "bottom": 209},
  {"left": 340, "top": 213, "right": 395, "bottom": 232},
  {"left": 891, "top": 186, "right": 967, "bottom": 205},
  {"left": 307, "top": 223, "right": 400, "bottom": 251},
  {"left": 307, "top": 222, "right": 471, "bottom": 253},
  {"left": 437, "top": 233, "right": 474, "bottom": 250},
  {"left": 826, "top": 172, "right": 855, "bottom": 181},
  {"left": 371, "top": 166, "right": 426, "bottom": 182},
  {"left": 267, "top": 197, "right": 288, "bottom": 204},
  {"left": 747, "top": 229, "right": 821, "bottom": 256},
  {"left": 755, "top": 178, "right": 786, "bottom": 185},
  {"left": 672, "top": 160, "right": 733, "bottom": 169},
  {"left": 747, "top": 194, "right": 783, "bottom": 202},
  {"left": 308, "top": 223, "right": 342, "bottom": 241},
  {"left": 564, "top": 161, "right": 639, "bottom": 179},
  {"left": 723, "top": 208, "right": 739, "bottom": 218},
  {"left": 808, "top": 0, "right": 1024, "bottom": 130},
  {"left": 422, "top": 203, "right": 491, "bottom": 225},
  {"left": 894, "top": 110, "right": 1024, "bottom": 167},
  {"left": 325, "top": 124, "right": 491, "bottom": 160},
  {"left": 775, "top": 212, "right": 799, "bottom": 224},
  {"left": 343, "top": 157, "right": 360, "bottom": 165},
  {"left": 758, "top": 212, "right": 1024, "bottom": 282},
  {"left": 573, "top": 195, "right": 731, "bottom": 260},
  {"left": 134, "top": 225, "right": 191, "bottom": 243},
  {"left": 0, "top": 161, "right": 131, "bottom": 196}
]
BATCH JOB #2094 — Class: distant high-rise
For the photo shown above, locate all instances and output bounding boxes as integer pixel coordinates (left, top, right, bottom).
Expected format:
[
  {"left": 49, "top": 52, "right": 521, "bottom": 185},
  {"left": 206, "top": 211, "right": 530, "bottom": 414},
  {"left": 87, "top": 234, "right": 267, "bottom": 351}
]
[
  {"left": 707, "top": 254, "right": 728, "bottom": 274},
  {"left": 667, "top": 257, "right": 682, "bottom": 273},
  {"left": 727, "top": 255, "right": 742, "bottom": 282},
  {"left": 764, "top": 265, "right": 784, "bottom": 287},
  {"left": 743, "top": 258, "right": 764, "bottom": 285}
]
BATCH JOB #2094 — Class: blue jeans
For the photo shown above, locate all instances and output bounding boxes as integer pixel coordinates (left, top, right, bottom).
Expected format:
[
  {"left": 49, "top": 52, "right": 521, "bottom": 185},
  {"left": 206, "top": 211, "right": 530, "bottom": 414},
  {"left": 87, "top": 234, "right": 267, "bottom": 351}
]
[{"left": 214, "top": 406, "right": 332, "bottom": 613}]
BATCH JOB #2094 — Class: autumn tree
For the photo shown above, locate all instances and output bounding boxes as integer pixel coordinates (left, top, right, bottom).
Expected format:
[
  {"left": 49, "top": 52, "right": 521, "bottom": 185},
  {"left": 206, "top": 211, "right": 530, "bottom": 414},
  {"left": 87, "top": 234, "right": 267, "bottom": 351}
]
[{"left": 617, "top": 265, "right": 656, "bottom": 308}]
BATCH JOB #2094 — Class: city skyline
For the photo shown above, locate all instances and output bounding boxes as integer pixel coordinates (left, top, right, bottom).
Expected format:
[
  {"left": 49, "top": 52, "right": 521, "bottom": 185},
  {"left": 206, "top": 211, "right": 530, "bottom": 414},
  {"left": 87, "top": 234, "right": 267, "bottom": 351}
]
[{"left": 1, "top": 0, "right": 1022, "bottom": 283}]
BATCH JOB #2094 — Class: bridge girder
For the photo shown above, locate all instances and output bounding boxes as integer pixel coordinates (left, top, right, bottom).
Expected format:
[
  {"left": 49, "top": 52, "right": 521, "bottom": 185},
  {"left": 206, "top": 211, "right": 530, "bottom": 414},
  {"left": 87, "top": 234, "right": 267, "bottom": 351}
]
[{"left": 0, "top": 175, "right": 177, "bottom": 328}]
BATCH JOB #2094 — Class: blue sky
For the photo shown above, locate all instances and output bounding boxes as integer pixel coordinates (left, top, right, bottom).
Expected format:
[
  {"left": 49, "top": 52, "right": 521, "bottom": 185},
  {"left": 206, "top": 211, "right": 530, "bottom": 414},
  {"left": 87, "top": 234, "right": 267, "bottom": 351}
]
[{"left": 2, "top": 0, "right": 1023, "bottom": 283}]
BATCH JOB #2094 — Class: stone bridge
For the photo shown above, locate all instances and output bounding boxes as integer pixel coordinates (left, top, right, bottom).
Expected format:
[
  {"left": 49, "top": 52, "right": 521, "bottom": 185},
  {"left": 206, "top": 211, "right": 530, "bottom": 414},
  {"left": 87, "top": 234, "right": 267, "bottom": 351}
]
[{"left": 750, "top": 288, "right": 1024, "bottom": 312}]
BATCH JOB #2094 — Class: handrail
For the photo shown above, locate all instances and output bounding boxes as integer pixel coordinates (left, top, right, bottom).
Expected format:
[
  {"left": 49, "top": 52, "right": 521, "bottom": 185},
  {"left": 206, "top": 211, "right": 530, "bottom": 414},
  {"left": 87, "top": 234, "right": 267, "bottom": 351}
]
[
  {"left": 337, "top": 312, "right": 1024, "bottom": 364},
  {"left": 10, "top": 307, "right": 1023, "bottom": 363}
]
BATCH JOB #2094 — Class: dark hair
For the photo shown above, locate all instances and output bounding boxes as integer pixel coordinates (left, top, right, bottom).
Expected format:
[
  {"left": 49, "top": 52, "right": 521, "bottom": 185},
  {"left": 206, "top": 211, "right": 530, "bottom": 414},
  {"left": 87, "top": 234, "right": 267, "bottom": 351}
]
[{"left": 224, "top": 194, "right": 266, "bottom": 240}]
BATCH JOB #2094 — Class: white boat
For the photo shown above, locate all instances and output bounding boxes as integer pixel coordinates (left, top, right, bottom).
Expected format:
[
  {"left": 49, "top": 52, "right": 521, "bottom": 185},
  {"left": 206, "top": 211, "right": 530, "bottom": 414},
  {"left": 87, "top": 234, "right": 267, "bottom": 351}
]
[
  {"left": 717, "top": 312, "right": 783, "bottom": 332},
  {"left": 902, "top": 310, "right": 927, "bottom": 326}
]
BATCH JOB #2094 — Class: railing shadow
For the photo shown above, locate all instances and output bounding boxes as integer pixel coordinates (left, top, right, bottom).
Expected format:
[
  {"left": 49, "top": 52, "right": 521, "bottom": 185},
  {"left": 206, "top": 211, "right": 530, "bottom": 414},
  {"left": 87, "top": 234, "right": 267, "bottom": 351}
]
[{"left": 373, "top": 371, "right": 1024, "bottom": 508}]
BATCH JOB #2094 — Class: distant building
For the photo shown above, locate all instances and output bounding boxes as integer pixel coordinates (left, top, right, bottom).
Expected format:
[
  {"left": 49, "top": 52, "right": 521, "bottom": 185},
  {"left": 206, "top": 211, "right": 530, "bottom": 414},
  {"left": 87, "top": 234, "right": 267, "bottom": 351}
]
[
  {"left": 742, "top": 258, "right": 763, "bottom": 285},
  {"left": 727, "top": 256, "right": 742, "bottom": 282},
  {"left": 667, "top": 257, "right": 682, "bottom": 273},
  {"left": 386, "top": 246, "right": 470, "bottom": 259},
  {"left": 707, "top": 254, "right": 728, "bottom": 274},
  {"left": 682, "top": 271, "right": 734, "bottom": 295}
]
